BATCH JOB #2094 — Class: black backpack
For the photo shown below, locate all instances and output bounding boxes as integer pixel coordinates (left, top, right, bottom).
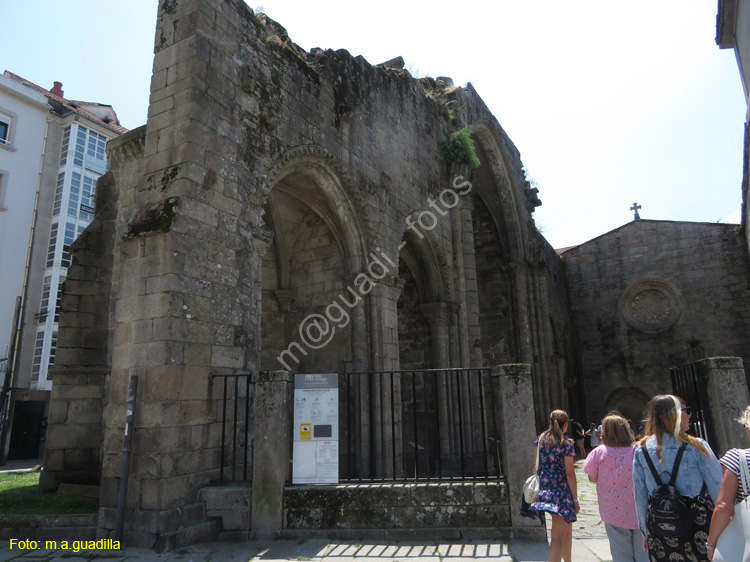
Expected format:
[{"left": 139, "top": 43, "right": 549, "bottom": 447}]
[{"left": 641, "top": 443, "right": 699, "bottom": 538}]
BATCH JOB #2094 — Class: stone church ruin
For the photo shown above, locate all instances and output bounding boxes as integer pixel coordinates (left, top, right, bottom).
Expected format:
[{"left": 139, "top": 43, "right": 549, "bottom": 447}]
[{"left": 37, "top": 0, "right": 750, "bottom": 550}]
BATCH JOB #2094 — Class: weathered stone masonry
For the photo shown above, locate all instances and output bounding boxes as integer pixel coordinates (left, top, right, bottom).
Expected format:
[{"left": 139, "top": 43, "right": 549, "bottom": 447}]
[
  {"left": 41, "top": 0, "right": 574, "bottom": 548},
  {"left": 563, "top": 220, "right": 750, "bottom": 424}
]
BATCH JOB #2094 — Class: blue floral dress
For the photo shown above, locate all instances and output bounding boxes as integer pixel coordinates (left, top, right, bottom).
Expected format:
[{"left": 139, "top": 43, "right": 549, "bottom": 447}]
[{"left": 529, "top": 435, "right": 577, "bottom": 523}]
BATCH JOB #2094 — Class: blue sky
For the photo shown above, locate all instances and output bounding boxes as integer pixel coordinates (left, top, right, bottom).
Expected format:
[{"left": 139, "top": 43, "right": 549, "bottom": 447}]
[{"left": 3, "top": 0, "right": 746, "bottom": 248}]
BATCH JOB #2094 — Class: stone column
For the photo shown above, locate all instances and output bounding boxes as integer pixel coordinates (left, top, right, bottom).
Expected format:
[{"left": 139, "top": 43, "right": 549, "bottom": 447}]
[
  {"left": 420, "top": 302, "right": 452, "bottom": 457},
  {"left": 458, "top": 197, "right": 483, "bottom": 368},
  {"left": 701, "top": 357, "right": 750, "bottom": 457},
  {"left": 449, "top": 207, "right": 471, "bottom": 367},
  {"left": 343, "top": 274, "right": 370, "bottom": 479},
  {"left": 491, "top": 363, "right": 546, "bottom": 540},
  {"left": 419, "top": 302, "right": 450, "bottom": 368},
  {"left": 250, "top": 370, "right": 292, "bottom": 534},
  {"left": 366, "top": 278, "right": 402, "bottom": 478},
  {"left": 514, "top": 265, "right": 533, "bottom": 365}
]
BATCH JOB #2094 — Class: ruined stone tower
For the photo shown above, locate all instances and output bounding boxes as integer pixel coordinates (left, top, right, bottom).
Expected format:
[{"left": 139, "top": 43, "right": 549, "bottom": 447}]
[{"left": 40, "top": 0, "right": 573, "bottom": 548}]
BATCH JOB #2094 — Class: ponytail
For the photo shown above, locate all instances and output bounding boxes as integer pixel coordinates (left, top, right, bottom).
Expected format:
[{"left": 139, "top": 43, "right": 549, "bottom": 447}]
[{"left": 540, "top": 409, "right": 570, "bottom": 448}]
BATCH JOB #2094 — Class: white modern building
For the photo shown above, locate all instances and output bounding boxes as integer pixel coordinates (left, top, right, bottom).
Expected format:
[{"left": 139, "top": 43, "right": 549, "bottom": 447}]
[{"left": 0, "top": 72, "right": 126, "bottom": 461}]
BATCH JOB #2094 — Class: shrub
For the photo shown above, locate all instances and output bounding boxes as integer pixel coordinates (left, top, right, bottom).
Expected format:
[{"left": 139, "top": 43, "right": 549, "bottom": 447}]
[{"left": 439, "top": 127, "right": 481, "bottom": 169}]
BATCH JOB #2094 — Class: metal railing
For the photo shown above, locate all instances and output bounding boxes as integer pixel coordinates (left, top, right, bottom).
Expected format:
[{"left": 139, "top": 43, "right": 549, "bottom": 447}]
[
  {"left": 670, "top": 362, "right": 716, "bottom": 449},
  {"left": 210, "top": 373, "right": 254, "bottom": 483},
  {"left": 210, "top": 368, "right": 504, "bottom": 484},
  {"left": 339, "top": 367, "right": 503, "bottom": 483}
]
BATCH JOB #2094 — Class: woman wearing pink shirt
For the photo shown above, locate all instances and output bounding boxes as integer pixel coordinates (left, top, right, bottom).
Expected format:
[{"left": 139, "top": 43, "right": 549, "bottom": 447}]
[{"left": 583, "top": 413, "right": 648, "bottom": 562}]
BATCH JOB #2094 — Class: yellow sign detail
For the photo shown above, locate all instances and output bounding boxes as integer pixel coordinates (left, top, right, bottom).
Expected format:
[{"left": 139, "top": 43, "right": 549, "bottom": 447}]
[{"left": 300, "top": 424, "right": 311, "bottom": 440}]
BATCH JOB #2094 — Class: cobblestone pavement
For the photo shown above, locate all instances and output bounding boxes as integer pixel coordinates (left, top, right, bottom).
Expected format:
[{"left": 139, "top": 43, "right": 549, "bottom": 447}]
[
  {"left": 509, "top": 458, "right": 613, "bottom": 561},
  {"left": 0, "top": 459, "right": 615, "bottom": 562},
  {"left": 570, "top": 458, "right": 613, "bottom": 561}
]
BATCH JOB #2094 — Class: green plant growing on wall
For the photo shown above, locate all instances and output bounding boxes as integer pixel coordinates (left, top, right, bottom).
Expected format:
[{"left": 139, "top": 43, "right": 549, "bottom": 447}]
[{"left": 439, "top": 127, "right": 481, "bottom": 169}]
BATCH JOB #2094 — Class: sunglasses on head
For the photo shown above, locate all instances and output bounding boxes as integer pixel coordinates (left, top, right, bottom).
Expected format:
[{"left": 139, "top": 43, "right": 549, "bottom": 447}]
[{"left": 681, "top": 407, "right": 692, "bottom": 416}]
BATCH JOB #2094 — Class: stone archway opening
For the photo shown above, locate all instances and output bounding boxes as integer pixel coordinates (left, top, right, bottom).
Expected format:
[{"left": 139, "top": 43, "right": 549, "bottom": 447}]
[
  {"left": 260, "top": 173, "right": 354, "bottom": 374},
  {"left": 469, "top": 191, "right": 517, "bottom": 366},
  {"left": 603, "top": 387, "right": 651, "bottom": 428}
]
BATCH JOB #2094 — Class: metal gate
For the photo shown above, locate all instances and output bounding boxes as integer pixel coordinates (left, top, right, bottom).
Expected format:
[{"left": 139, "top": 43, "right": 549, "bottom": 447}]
[{"left": 670, "top": 362, "right": 717, "bottom": 450}]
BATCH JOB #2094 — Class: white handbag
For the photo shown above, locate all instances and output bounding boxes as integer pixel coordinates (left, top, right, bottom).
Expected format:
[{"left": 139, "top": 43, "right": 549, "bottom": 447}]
[
  {"left": 714, "top": 449, "right": 750, "bottom": 562},
  {"left": 523, "top": 439, "right": 542, "bottom": 503}
]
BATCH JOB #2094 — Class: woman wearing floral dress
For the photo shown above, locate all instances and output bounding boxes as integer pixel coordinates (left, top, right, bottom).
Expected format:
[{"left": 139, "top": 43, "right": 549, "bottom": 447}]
[{"left": 529, "top": 409, "right": 581, "bottom": 562}]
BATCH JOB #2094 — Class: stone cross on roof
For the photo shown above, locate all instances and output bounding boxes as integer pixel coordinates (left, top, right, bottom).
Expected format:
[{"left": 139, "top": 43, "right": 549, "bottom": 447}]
[{"left": 630, "top": 202, "right": 642, "bottom": 220}]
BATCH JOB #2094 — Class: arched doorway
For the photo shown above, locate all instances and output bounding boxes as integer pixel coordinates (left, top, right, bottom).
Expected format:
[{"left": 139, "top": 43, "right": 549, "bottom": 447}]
[{"left": 603, "top": 387, "right": 651, "bottom": 429}]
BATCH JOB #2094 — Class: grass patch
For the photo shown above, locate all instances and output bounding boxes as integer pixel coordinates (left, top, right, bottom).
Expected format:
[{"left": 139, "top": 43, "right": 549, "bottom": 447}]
[{"left": 0, "top": 471, "right": 98, "bottom": 516}]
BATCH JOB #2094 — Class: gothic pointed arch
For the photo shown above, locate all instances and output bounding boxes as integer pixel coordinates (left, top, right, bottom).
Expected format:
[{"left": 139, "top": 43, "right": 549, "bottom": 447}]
[
  {"left": 466, "top": 119, "right": 531, "bottom": 264},
  {"left": 259, "top": 145, "right": 371, "bottom": 373},
  {"left": 604, "top": 387, "right": 651, "bottom": 426},
  {"left": 264, "top": 145, "right": 373, "bottom": 274},
  {"left": 398, "top": 226, "right": 450, "bottom": 306}
]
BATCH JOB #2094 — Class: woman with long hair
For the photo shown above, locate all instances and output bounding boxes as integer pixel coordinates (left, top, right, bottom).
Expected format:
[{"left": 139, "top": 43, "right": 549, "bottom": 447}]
[
  {"left": 633, "top": 394, "right": 722, "bottom": 561},
  {"left": 705, "top": 405, "right": 750, "bottom": 560},
  {"left": 583, "top": 413, "right": 647, "bottom": 562},
  {"left": 528, "top": 409, "right": 580, "bottom": 562}
]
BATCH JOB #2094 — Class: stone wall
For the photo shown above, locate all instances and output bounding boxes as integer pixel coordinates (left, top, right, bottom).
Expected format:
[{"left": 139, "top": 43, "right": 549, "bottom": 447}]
[
  {"left": 39, "top": 131, "right": 127, "bottom": 492},
  {"left": 284, "top": 482, "right": 509, "bottom": 538},
  {"left": 563, "top": 219, "right": 750, "bottom": 424}
]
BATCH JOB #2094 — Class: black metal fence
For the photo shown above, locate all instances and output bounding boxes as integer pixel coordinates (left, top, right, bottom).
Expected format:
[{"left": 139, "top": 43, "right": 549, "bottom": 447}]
[
  {"left": 339, "top": 367, "right": 503, "bottom": 483},
  {"left": 211, "top": 368, "right": 504, "bottom": 484},
  {"left": 670, "top": 362, "right": 716, "bottom": 450},
  {"left": 210, "top": 373, "right": 254, "bottom": 483}
]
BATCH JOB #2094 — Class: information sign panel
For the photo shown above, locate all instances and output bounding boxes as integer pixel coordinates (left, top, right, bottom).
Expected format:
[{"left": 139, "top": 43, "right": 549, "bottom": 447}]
[{"left": 292, "top": 373, "right": 338, "bottom": 484}]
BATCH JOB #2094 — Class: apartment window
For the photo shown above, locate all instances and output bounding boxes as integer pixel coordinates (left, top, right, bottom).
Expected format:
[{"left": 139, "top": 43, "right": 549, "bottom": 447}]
[
  {"left": 46, "top": 223, "right": 59, "bottom": 268},
  {"left": 80, "top": 175, "right": 96, "bottom": 220},
  {"left": 52, "top": 173, "right": 65, "bottom": 217},
  {"left": 31, "top": 331, "right": 45, "bottom": 382},
  {"left": 68, "top": 172, "right": 81, "bottom": 217},
  {"left": 85, "top": 129, "right": 108, "bottom": 174},
  {"left": 61, "top": 222, "right": 76, "bottom": 267},
  {"left": 39, "top": 276, "right": 52, "bottom": 323},
  {"left": 73, "top": 127, "right": 86, "bottom": 167},
  {"left": 59, "top": 126, "right": 71, "bottom": 166},
  {"left": 49, "top": 332, "right": 58, "bottom": 369},
  {"left": 53, "top": 278, "right": 65, "bottom": 323},
  {"left": 0, "top": 113, "right": 10, "bottom": 146},
  {"left": 87, "top": 130, "right": 106, "bottom": 161}
]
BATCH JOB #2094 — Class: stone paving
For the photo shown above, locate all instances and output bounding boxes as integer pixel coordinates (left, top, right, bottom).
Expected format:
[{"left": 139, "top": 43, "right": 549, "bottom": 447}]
[
  {"left": 508, "top": 458, "right": 613, "bottom": 561},
  {"left": 569, "top": 459, "right": 613, "bottom": 561},
  {"left": 0, "top": 459, "right": 616, "bottom": 562}
]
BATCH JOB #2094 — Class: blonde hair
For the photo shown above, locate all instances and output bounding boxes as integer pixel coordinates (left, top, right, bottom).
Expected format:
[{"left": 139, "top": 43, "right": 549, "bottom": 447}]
[
  {"left": 540, "top": 409, "right": 571, "bottom": 448},
  {"left": 736, "top": 405, "right": 750, "bottom": 428},
  {"left": 637, "top": 394, "right": 710, "bottom": 462},
  {"left": 600, "top": 413, "right": 634, "bottom": 447}
]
